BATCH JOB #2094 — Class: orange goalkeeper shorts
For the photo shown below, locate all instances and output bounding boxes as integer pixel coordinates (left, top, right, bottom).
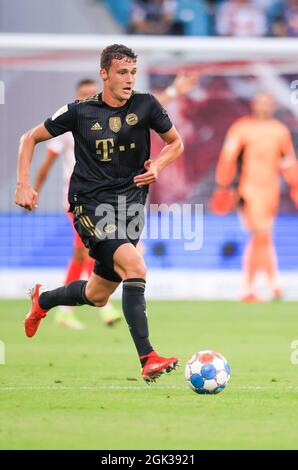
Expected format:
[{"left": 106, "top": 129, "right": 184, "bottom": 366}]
[{"left": 239, "top": 197, "right": 278, "bottom": 232}]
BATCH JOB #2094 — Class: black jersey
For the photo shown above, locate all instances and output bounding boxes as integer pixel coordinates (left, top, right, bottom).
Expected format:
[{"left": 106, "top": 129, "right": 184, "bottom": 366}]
[{"left": 44, "top": 92, "right": 173, "bottom": 209}]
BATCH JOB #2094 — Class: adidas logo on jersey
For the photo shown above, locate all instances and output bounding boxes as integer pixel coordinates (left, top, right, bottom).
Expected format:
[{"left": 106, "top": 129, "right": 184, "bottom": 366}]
[{"left": 91, "top": 122, "right": 102, "bottom": 130}]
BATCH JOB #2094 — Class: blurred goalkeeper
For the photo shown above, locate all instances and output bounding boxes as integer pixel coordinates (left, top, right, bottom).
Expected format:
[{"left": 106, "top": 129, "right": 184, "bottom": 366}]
[{"left": 210, "top": 92, "right": 298, "bottom": 301}]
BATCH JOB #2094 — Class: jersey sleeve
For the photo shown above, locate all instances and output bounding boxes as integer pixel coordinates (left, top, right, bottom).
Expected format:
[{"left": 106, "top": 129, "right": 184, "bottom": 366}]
[
  {"left": 149, "top": 94, "right": 173, "bottom": 134},
  {"left": 44, "top": 103, "right": 77, "bottom": 137}
]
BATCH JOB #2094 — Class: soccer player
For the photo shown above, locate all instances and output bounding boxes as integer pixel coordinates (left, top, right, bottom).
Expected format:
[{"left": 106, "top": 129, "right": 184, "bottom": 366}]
[
  {"left": 34, "top": 79, "right": 122, "bottom": 329},
  {"left": 211, "top": 91, "right": 298, "bottom": 301},
  {"left": 15, "top": 44, "right": 184, "bottom": 382},
  {"left": 34, "top": 73, "right": 197, "bottom": 330}
]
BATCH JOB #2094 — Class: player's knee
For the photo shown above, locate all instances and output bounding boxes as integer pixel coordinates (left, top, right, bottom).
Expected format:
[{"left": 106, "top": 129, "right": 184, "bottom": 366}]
[
  {"left": 124, "top": 259, "right": 147, "bottom": 279},
  {"left": 254, "top": 231, "right": 271, "bottom": 246}
]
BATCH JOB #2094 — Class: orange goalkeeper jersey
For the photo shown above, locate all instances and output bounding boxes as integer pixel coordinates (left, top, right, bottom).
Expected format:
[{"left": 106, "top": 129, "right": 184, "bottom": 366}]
[{"left": 216, "top": 116, "right": 296, "bottom": 205}]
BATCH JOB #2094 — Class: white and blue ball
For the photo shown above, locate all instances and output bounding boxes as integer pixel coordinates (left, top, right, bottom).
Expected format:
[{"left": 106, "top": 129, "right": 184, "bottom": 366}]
[{"left": 185, "top": 350, "right": 231, "bottom": 394}]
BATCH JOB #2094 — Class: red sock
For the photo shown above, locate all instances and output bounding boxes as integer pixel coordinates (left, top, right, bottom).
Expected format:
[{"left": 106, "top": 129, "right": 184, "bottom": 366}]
[{"left": 64, "top": 258, "right": 84, "bottom": 285}]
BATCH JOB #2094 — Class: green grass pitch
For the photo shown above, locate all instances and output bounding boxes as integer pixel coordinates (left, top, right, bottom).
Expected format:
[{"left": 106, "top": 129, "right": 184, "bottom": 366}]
[{"left": 1, "top": 299, "right": 298, "bottom": 450}]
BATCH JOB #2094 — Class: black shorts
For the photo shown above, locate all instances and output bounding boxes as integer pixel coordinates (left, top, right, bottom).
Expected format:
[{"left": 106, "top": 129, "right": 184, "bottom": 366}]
[{"left": 72, "top": 205, "right": 143, "bottom": 283}]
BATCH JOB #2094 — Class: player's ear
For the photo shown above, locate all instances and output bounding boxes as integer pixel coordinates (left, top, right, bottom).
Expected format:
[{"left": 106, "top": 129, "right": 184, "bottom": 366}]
[{"left": 100, "top": 68, "right": 108, "bottom": 81}]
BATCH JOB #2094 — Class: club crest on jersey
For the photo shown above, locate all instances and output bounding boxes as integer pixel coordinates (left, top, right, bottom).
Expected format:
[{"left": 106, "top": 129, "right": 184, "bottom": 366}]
[
  {"left": 51, "top": 104, "right": 68, "bottom": 121},
  {"left": 126, "top": 113, "right": 138, "bottom": 126},
  {"left": 109, "top": 117, "right": 122, "bottom": 133}
]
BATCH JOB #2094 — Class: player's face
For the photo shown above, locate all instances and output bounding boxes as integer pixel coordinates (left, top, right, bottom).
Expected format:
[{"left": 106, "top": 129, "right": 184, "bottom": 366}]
[
  {"left": 76, "top": 83, "right": 98, "bottom": 100},
  {"left": 251, "top": 93, "right": 276, "bottom": 119},
  {"left": 101, "top": 57, "right": 137, "bottom": 103}
]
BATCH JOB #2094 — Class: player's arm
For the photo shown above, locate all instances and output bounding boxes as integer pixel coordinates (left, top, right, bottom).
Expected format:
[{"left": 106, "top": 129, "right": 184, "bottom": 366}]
[
  {"left": 134, "top": 94, "right": 183, "bottom": 187},
  {"left": 15, "top": 102, "right": 76, "bottom": 211},
  {"left": 34, "top": 148, "right": 58, "bottom": 193},
  {"left": 279, "top": 127, "right": 298, "bottom": 208},
  {"left": 134, "top": 126, "right": 183, "bottom": 187},
  {"left": 156, "top": 73, "right": 198, "bottom": 107},
  {"left": 215, "top": 122, "right": 243, "bottom": 187},
  {"left": 15, "top": 124, "right": 53, "bottom": 211},
  {"left": 209, "top": 122, "right": 243, "bottom": 215}
]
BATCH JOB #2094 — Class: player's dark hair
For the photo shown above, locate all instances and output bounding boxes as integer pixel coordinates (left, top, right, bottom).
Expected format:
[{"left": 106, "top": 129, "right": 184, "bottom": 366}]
[
  {"left": 100, "top": 44, "right": 137, "bottom": 71},
  {"left": 76, "top": 78, "right": 97, "bottom": 89}
]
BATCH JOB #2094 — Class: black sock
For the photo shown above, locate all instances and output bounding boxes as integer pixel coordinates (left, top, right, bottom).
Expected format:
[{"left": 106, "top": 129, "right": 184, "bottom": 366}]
[
  {"left": 39, "top": 280, "right": 94, "bottom": 311},
  {"left": 122, "top": 278, "right": 153, "bottom": 360}
]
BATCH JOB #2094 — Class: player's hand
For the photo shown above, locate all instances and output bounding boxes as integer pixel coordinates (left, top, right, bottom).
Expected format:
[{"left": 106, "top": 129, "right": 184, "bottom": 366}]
[
  {"left": 14, "top": 183, "right": 38, "bottom": 211},
  {"left": 172, "top": 72, "right": 198, "bottom": 97},
  {"left": 290, "top": 186, "right": 298, "bottom": 208},
  {"left": 209, "top": 186, "right": 237, "bottom": 216},
  {"left": 134, "top": 160, "right": 158, "bottom": 187}
]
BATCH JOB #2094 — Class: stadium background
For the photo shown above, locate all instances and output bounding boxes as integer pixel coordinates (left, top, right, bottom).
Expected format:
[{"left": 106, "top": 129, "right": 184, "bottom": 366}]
[{"left": 1, "top": 0, "right": 298, "bottom": 299}]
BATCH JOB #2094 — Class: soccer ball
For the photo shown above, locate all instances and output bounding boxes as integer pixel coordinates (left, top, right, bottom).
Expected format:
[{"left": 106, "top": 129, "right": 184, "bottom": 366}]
[{"left": 185, "top": 350, "right": 231, "bottom": 394}]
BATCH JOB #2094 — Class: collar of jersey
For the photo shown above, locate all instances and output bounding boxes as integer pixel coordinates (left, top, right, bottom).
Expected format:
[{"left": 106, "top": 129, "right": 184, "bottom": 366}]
[{"left": 98, "top": 92, "right": 132, "bottom": 111}]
